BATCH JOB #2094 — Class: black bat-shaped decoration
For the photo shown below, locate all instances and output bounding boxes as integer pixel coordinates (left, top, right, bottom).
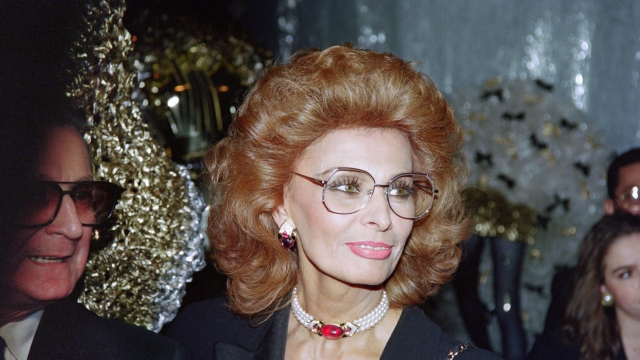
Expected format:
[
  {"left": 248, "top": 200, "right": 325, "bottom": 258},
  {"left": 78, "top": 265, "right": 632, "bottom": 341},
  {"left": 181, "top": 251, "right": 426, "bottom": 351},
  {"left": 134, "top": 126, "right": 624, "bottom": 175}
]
[
  {"left": 537, "top": 214, "right": 551, "bottom": 230},
  {"left": 480, "top": 88, "right": 504, "bottom": 102},
  {"left": 502, "top": 112, "right": 526, "bottom": 121},
  {"left": 530, "top": 134, "right": 548, "bottom": 150},
  {"left": 497, "top": 173, "right": 516, "bottom": 189},
  {"left": 545, "top": 193, "right": 571, "bottom": 214},
  {"left": 573, "top": 162, "right": 590, "bottom": 177},
  {"left": 535, "top": 79, "right": 554, "bottom": 92},
  {"left": 474, "top": 151, "right": 493, "bottom": 166},
  {"left": 559, "top": 118, "right": 578, "bottom": 130}
]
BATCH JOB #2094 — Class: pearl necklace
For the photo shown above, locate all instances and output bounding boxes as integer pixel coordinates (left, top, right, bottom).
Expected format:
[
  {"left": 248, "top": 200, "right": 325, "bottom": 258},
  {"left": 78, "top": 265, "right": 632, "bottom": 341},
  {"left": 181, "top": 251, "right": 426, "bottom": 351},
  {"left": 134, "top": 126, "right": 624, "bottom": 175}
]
[{"left": 290, "top": 286, "right": 389, "bottom": 340}]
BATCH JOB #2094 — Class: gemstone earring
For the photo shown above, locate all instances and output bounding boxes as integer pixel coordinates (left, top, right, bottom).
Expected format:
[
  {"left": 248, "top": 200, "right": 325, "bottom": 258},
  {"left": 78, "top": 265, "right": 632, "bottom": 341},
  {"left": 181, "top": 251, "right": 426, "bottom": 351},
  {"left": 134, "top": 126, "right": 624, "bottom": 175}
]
[{"left": 278, "top": 220, "right": 297, "bottom": 249}]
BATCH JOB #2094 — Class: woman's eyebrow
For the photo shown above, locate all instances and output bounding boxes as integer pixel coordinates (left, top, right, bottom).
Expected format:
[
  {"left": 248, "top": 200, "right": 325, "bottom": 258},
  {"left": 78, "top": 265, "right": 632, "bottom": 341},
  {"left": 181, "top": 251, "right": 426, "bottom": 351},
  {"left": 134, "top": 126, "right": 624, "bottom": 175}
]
[{"left": 610, "top": 264, "right": 635, "bottom": 273}]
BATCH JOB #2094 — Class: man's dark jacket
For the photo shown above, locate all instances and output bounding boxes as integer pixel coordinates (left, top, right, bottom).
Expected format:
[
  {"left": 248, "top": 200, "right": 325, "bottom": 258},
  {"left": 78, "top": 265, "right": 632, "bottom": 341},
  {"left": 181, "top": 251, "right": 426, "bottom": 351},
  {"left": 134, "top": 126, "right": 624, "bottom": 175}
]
[{"left": 26, "top": 296, "right": 188, "bottom": 360}]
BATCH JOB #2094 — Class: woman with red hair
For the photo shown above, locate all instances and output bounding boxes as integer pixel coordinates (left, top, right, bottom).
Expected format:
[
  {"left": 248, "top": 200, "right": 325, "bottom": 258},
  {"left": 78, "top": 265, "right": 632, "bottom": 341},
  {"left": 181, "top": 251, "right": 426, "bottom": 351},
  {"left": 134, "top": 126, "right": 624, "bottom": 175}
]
[{"left": 168, "top": 45, "right": 501, "bottom": 360}]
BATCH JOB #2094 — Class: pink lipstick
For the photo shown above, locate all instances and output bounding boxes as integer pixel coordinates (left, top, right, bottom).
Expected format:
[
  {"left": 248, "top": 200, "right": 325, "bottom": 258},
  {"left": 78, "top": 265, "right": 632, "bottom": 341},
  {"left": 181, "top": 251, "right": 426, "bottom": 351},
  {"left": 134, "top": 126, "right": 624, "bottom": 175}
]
[{"left": 346, "top": 241, "right": 392, "bottom": 260}]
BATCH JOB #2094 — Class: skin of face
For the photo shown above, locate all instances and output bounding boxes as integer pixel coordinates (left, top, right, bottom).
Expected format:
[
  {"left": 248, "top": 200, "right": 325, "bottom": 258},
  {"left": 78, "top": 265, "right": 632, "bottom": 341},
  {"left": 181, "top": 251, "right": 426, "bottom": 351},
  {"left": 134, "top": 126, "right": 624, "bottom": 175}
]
[
  {"left": 2, "top": 126, "right": 93, "bottom": 319},
  {"left": 273, "top": 128, "right": 416, "bottom": 287},
  {"left": 604, "top": 162, "right": 640, "bottom": 215},
  {"left": 600, "top": 233, "right": 640, "bottom": 323}
]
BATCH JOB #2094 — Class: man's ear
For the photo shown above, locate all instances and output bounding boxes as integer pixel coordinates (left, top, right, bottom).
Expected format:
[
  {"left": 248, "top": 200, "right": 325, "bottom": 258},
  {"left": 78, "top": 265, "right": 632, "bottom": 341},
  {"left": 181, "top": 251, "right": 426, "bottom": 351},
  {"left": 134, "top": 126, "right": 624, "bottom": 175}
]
[{"left": 603, "top": 198, "right": 616, "bottom": 215}]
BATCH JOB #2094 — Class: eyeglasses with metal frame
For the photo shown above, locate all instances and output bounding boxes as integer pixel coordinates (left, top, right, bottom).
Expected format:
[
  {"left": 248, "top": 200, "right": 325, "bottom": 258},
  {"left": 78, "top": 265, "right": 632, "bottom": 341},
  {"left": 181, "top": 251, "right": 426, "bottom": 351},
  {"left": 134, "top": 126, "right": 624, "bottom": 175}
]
[
  {"left": 616, "top": 185, "right": 640, "bottom": 211},
  {"left": 293, "top": 167, "right": 438, "bottom": 220}
]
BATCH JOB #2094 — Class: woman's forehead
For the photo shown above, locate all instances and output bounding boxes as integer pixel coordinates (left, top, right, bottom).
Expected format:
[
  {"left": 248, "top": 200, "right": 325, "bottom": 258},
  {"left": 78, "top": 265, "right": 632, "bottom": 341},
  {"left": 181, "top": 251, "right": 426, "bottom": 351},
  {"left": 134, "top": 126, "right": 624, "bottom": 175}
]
[{"left": 296, "top": 128, "right": 413, "bottom": 176}]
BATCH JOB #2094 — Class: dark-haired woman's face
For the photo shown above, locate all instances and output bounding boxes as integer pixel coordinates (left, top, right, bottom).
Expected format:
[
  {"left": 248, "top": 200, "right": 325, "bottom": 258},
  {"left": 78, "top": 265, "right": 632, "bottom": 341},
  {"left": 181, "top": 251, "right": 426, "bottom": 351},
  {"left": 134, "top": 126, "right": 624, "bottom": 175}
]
[
  {"left": 275, "top": 128, "right": 415, "bottom": 287},
  {"left": 600, "top": 233, "right": 640, "bottom": 322}
]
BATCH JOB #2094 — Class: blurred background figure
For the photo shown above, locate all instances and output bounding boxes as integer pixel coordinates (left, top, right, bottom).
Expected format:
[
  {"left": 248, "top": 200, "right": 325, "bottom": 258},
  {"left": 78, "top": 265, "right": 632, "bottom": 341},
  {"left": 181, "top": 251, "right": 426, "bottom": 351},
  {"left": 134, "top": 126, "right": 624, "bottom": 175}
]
[
  {"left": 603, "top": 149, "right": 640, "bottom": 216},
  {"left": 542, "top": 148, "right": 640, "bottom": 336},
  {"left": 440, "top": 77, "right": 608, "bottom": 359},
  {"left": 528, "top": 213, "right": 640, "bottom": 360},
  {"left": 452, "top": 234, "right": 527, "bottom": 360}
]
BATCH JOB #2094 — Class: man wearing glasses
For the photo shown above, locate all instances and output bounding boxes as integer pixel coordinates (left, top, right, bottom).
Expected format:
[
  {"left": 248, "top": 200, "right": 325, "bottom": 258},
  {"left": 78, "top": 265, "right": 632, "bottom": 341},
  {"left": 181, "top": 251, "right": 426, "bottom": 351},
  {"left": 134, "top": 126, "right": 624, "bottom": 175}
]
[
  {"left": 603, "top": 148, "right": 640, "bottom": 216},
  {"left": 541, "top": 147, "right": 640, "bottom": 335},
  {"left": 0, "top": 115, "right": 187, "bottom": 359}
]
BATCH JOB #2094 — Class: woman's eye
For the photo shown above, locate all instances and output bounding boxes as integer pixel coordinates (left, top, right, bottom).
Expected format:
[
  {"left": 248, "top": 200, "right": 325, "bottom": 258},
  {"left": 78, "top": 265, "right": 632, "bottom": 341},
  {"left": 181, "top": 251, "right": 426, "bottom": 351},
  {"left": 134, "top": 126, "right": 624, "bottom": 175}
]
[
  {"left": 327, "top": 175, "right": 363, "bottom": 193},
  {"left": 389, "top": 187, "right": 412, "bottom": 197},
  {"left": 336, "top": 184, "right": 359, "bottom": 193},
  {"left": 620, "top": 270, "right": 632, "bottom": 279}
]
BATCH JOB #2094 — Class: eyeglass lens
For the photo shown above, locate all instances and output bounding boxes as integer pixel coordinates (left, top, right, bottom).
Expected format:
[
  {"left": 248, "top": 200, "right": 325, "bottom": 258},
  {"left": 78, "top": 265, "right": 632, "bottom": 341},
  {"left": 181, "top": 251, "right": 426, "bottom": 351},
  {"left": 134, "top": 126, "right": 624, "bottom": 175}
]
[
  {"left": 322, "top": 169, "right": 435, "bottom": 219},
  {"left": 21, "top": 181, "right": 119, "bottom": 227},
  {"left": 618, "top": 186, "right": 640, "bottom": 210}
]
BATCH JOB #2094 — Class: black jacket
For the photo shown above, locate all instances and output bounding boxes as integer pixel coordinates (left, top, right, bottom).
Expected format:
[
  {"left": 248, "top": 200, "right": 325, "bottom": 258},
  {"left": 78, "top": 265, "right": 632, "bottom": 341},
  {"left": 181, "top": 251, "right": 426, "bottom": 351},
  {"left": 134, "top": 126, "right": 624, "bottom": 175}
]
[
  {"left": 167, "top": 297, "right": 503, "bottom": 360},
  {"left": 527, "top": 329, "right": 626, "bottom": 360},
  {"left": 27, "top": 296, "right": 188, "bottom": 360}
]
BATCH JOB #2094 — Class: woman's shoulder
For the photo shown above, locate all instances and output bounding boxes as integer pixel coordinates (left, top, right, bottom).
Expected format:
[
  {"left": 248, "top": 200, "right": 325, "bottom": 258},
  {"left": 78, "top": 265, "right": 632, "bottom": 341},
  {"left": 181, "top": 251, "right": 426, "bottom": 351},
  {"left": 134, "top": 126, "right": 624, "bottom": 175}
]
[
  {"left": 445, "top": 346, "right": 502, "bottom": 360},
  {"left": 169, "top": 298, "right": 236, "bottom": 333},
  {"left": 166, "top": 297, "right": 290, "bottom": 360},
  {"left": 433, "top": 321, "right": 503, "bottom": 360},
  {"left": 169, "top": 297, "right": 232, "bottom": 324},
  {"left": 165, "top": 297, "right": 246, "bottom": 358},
  {"left": 382, "top": 306, "right": 503, "bottom": 360},
  {"left": 439, "top": 335, "right": 503, "bottom": 360}
]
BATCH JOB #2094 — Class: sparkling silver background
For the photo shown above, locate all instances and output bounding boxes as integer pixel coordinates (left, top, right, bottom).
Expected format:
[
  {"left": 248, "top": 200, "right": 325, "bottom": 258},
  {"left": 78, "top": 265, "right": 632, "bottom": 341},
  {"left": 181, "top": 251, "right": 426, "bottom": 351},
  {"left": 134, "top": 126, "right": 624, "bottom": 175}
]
[
  {"left": 276, "top": 0, "right": 640, "bottom": 352},
  {"left": 277, "top": 0, "right": 640, "bottom": 154}
]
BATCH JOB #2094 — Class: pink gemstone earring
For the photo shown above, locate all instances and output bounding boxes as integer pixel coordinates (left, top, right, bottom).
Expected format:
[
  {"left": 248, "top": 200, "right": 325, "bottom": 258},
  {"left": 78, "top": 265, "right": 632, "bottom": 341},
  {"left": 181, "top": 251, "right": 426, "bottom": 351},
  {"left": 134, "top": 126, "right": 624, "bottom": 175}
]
[{"left": 278, "top": 220, "right": 297, "bottom": 249}]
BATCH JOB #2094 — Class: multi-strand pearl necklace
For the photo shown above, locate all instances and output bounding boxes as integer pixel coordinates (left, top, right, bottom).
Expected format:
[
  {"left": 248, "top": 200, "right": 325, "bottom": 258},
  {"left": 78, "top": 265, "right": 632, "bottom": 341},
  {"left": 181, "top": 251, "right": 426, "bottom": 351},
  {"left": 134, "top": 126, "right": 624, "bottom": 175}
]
[{"left": 290, "top": 286, "right": 389, "bottom": 340}]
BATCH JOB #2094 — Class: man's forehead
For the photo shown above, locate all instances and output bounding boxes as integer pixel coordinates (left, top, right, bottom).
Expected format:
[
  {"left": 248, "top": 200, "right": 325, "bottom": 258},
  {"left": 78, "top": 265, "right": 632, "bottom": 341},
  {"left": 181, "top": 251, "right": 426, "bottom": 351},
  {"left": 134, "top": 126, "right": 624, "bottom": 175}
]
[{"left": 617, "top": 162, "right": 640, "bottom": 191}]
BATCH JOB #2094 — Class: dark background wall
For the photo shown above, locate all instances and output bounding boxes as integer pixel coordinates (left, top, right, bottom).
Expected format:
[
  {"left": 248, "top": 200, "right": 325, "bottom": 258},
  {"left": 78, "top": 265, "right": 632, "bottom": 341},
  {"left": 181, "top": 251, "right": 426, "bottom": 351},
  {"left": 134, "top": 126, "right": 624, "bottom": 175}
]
[{"left": 125, "top": 0, "right": 280, "bottom": 53}]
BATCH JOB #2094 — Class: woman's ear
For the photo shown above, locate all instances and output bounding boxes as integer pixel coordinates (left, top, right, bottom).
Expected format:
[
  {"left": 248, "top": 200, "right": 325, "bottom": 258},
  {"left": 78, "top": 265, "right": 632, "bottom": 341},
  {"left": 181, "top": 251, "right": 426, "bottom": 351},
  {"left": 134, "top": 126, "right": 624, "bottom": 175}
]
[
  {"left": 272, "top": 204, "right": 288, "bottom": 228},
  {"left": 599, "top": 283, "right": 609, "bottom": 295}
]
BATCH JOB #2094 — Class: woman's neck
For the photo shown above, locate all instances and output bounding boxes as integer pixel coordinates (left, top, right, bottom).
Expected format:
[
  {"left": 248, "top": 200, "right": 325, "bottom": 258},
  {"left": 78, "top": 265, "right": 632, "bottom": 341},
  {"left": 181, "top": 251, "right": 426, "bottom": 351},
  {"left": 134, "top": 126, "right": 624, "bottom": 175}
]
[
  {"left": 616, "top": 310, "right": 640, "bottom": 359},
  {"left": 286, "top": 286, "right": 401, "bottom": 360},
  {"left": 295, "top": 275, "right": 385, "bottom": 323}
]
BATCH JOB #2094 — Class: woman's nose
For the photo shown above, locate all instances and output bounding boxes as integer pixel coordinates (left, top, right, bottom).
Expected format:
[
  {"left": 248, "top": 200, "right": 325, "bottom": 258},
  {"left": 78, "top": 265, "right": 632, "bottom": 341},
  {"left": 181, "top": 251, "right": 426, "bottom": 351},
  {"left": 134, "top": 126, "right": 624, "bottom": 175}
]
[{"left": 360, "top": 186, "right": 393, "bottom": 230}]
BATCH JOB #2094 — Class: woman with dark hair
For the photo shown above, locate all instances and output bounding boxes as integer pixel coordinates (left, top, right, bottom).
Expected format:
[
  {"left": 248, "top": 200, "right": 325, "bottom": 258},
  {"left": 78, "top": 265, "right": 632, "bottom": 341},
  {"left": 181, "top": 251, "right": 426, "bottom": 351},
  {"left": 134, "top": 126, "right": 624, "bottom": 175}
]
[
  {"left": 527, "top": 213, "right": 640, "bottom": 360},
  {"left": 168, "top": 45, "right": 501, "bottom": 359}
]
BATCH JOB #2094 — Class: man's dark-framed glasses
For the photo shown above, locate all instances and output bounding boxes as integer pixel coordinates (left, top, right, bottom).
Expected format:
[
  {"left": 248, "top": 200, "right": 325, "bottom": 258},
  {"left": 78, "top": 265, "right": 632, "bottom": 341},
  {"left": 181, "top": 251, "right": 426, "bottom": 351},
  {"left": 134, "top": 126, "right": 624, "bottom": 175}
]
[
  {"left": 293, "top": 167, "right": 438, "bottom": 220},
  {"left": 20, "top": 181, "right": 121, "bottom": 227}
]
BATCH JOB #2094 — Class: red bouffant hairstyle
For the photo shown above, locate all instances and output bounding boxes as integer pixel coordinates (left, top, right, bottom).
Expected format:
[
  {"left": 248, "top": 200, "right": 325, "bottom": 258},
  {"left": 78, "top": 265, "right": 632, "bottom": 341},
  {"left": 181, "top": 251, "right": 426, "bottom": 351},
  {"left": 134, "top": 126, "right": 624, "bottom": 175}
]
[{"left": 205, "top": 45, "right": 469, "bottom": 319}]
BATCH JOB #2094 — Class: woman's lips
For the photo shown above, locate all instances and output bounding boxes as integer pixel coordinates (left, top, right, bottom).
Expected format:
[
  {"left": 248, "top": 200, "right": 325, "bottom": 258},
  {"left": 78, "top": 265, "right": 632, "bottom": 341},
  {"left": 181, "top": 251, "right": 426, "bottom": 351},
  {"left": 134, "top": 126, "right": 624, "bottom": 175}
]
[{"left": 346, "top": 241, "right": 392, "bottom": 260}]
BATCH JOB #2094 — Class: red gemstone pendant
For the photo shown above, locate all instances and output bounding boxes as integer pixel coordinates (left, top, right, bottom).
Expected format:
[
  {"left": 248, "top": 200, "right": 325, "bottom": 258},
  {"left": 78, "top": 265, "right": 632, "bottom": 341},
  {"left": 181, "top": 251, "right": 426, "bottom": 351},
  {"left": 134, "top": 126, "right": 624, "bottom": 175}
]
[{"left": 320, "top": 324, "right": 344, "bottom": 339}]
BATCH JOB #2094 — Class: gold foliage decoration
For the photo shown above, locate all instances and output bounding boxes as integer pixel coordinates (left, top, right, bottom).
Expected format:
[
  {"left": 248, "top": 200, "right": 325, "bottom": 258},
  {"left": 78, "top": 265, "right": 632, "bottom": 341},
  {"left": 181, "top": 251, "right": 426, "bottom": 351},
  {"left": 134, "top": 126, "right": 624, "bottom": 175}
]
[
  {"left": 68, "top": 0, "right": 206, "bottom": 332},
  {"left": 465, "top": 187, "right": 538, "bottom": 244}
]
